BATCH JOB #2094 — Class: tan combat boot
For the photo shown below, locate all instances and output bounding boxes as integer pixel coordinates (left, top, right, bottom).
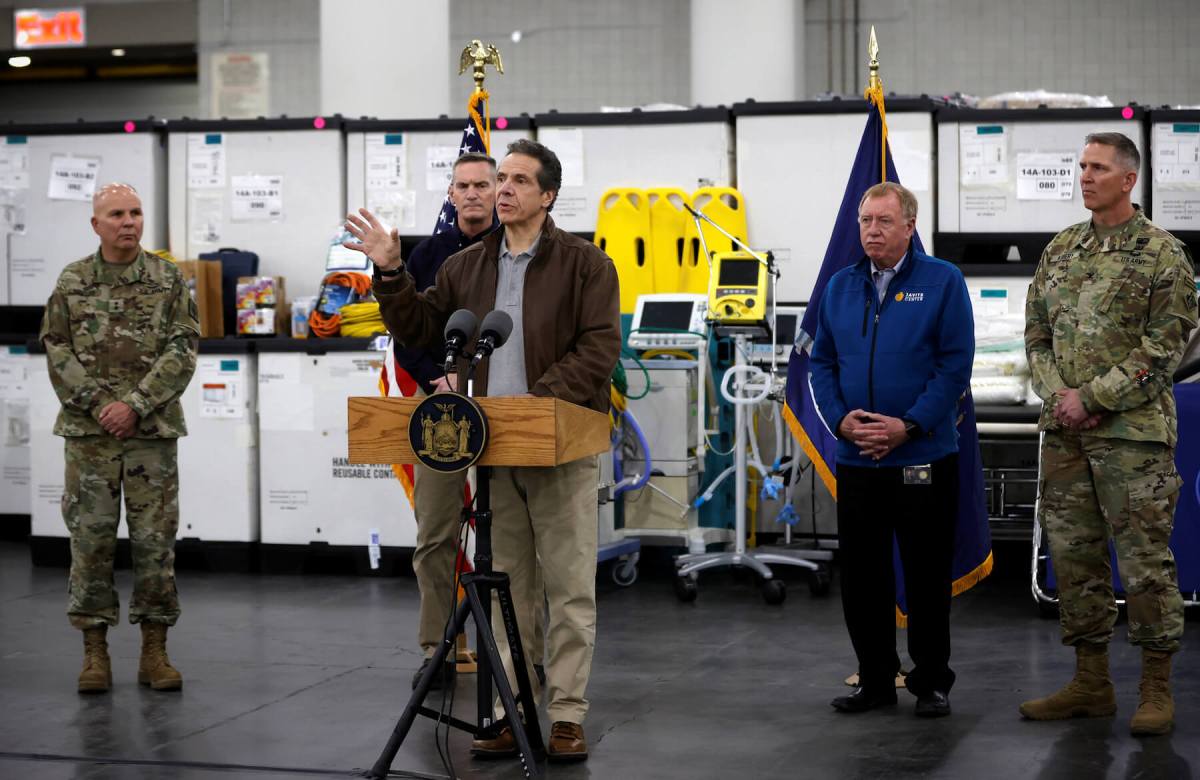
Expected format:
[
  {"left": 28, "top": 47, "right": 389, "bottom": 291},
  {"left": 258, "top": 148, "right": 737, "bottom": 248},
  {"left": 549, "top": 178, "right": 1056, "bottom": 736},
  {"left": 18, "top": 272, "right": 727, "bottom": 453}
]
[
  {"left": 138, "top": 623, "right": 183, "bottom": 691},
  {"left": 1130, "top": 650, "right": 1174, "bottom": 736},
  {"left": 1019, "top": 643, "right": 1116, "bottom": 720},
  {"left": 78, "top": 626, "right": 112, "bottom": 693}
]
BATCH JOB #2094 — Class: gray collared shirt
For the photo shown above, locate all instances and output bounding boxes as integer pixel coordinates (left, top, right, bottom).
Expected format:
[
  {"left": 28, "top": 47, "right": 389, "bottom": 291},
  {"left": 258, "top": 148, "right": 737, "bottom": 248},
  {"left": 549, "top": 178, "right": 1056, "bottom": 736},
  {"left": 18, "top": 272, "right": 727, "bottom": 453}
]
[
  {"left": 486, "top": 232, "right": 540, "bottom": 396},
  {"left": 870, "top": 252, "right": 907, "bottom": 304}
]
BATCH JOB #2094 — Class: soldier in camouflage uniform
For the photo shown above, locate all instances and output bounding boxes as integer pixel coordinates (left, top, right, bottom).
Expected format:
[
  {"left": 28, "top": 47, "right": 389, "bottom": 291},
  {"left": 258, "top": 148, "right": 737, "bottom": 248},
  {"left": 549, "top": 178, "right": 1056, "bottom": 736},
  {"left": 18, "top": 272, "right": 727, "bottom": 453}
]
[
  {"left": 40, "top": 183, "right": 199, "bottom": 693},
  {"left": 1020, "top": 133, "right": 1198, "bottom": 735}
]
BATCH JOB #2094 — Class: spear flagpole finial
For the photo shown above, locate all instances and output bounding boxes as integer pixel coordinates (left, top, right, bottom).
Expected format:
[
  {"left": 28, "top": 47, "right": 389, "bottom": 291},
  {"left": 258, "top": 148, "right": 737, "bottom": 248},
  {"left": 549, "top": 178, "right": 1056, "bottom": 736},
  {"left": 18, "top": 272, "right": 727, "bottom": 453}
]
[{"left": 867, "top": 25, "right": 881, "bottom": 94}]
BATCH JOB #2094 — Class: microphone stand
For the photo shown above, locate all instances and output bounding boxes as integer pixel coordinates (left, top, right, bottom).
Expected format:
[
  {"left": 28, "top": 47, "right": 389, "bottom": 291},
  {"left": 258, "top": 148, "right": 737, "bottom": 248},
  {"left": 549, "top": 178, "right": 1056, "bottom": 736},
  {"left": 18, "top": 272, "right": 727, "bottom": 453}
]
[{"left": 367, "top": 342, "right": 544, "bottom": 780}]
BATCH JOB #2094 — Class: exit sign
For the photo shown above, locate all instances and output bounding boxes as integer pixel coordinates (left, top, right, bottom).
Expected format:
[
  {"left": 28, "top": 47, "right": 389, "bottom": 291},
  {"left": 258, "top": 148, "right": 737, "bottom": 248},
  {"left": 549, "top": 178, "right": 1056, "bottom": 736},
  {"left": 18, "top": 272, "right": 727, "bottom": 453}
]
[{"left": 14, "top": 8, "right": 86, "bottom": 49}]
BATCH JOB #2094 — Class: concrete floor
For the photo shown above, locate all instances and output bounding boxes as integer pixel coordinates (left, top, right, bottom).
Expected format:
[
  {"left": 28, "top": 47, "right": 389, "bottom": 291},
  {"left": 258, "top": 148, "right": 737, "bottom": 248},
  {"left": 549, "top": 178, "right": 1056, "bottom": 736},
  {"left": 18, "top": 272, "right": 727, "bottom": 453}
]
[{"left": 0, "top": 540, "right": 1197, "bottom": 780}]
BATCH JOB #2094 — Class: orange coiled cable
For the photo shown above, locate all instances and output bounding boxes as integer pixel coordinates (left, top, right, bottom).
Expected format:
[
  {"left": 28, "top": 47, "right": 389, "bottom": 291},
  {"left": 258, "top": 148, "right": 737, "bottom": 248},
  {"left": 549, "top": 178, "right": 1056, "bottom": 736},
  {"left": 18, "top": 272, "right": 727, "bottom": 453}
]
[{"left": 308, "top": 271, "right": 373, "bottom": 338}]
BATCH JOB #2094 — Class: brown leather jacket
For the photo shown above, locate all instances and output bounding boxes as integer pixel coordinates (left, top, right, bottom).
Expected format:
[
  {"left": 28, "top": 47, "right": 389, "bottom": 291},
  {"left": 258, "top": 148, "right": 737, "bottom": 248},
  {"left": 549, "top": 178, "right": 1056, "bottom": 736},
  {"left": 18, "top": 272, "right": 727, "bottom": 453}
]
[{"left": 373, "top": 215, "right": 621, "bottom": 414}]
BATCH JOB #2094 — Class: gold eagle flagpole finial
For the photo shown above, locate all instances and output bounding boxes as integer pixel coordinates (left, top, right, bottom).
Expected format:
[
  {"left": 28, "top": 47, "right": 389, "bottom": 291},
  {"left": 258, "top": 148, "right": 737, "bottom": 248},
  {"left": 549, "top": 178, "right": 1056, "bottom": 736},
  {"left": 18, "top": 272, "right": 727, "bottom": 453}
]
[{"left": 459, "top": 39, "right": 504, "bottom": 95}]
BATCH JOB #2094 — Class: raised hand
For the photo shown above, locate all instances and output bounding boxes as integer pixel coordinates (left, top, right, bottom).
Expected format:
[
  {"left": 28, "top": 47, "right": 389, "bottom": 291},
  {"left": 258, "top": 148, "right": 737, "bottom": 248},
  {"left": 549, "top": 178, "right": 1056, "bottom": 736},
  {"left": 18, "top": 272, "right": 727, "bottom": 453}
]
[{"left": 343, "top": 207, "right": 402, "bottom": 271}]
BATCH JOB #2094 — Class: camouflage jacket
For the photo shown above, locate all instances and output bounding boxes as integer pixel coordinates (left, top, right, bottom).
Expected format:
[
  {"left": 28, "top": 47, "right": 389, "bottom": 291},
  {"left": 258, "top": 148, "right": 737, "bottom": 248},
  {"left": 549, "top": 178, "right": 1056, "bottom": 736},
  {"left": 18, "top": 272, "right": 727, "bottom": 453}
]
[
  {"left": 39, "top": 247, "right": 200, "bottom": 438},
  {"left": 1025, "top": 208, "right": 1198, "bottom": 446}
]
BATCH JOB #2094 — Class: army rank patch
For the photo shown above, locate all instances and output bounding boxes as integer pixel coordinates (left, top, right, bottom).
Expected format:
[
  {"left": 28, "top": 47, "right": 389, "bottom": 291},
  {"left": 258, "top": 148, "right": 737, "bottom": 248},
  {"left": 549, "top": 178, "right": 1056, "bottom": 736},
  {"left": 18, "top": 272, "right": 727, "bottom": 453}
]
[{"left": 409, "top": 391, "right": 488, "bottom": 473}]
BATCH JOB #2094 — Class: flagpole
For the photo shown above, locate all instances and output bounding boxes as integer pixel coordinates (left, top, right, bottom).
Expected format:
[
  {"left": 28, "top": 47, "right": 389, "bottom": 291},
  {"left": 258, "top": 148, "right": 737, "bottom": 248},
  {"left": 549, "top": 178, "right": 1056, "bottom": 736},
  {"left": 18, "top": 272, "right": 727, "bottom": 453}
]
[
  {"left": 459, "top": 39, "right": 504, "bottom": 154},
  {"left": 864, "top": 26, "right": 888, "bottom": 183}
]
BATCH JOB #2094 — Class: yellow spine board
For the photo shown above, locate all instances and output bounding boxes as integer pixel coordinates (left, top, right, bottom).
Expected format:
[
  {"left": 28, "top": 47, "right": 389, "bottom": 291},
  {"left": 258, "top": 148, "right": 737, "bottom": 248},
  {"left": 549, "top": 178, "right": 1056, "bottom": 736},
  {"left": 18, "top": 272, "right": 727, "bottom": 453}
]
[
  {"left": 593, "top": 188, "right": 653, "bottom": 314},
  {"left": 680, "top": 186, "right": 749, "bottom": 296},
  {"left": 645, "top": 187, "right": 692, "bottom": 294}
]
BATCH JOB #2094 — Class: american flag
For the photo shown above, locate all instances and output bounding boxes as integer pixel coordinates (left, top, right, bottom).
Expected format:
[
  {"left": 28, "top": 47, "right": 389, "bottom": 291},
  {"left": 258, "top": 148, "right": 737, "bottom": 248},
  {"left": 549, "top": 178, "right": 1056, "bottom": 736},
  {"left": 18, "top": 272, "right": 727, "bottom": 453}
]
[
  {"left": 381, "top": 91, "right": 490, "bottom": 560},
  {"left": 433, "top": 93, "right": 489, "bottom": 235}
]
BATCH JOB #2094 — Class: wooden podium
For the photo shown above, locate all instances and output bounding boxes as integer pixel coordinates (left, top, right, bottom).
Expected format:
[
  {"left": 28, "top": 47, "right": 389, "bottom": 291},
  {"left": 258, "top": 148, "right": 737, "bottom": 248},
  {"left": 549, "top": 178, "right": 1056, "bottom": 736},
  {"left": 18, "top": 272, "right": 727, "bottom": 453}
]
[
  {"left": 348, "top": 395, "right": 610, "bottom": 467},
  {"left": 349, "top": 394, "right": 609, "bottom": 780}
]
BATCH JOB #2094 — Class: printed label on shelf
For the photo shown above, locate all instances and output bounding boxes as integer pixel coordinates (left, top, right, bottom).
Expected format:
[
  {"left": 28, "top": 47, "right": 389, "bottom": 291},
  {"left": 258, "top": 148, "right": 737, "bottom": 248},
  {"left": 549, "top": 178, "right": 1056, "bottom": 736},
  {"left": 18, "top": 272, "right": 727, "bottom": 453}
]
[{"left": 1016, "top": 153, "right": 1076, "bottom": 201}]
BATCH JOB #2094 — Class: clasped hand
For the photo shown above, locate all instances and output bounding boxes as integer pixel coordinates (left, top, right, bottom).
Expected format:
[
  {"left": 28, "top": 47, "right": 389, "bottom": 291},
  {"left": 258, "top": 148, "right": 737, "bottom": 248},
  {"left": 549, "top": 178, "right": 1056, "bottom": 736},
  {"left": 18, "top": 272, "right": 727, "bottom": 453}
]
[
  {"left": 98, "top": 401, "right": 138, "bottom": 440},
  {"left": 838, "top": 410, "right": 907, "bottom": 461},
  {"left": 1052, "top": 387, "right": 1102, "bottom": 430}
]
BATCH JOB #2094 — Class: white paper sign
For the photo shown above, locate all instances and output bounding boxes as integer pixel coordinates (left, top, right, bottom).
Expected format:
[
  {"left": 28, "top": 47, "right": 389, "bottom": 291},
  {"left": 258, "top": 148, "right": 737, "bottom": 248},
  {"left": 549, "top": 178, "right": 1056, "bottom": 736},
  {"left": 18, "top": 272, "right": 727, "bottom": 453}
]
[
  {"left": 1157, "top": 197, "right": 1200, "bottom": 227},
  {"left": 426, "top": 145, "right": 457, "bottom": 191},
  {"left": 1153, "top": 124, "right": 1200, "bottom": 189},
  {"left": 550, "top": 195, "right": 588, "bottom": 221},
  {"left": 187, "top": 133, "right": 226, "bottom": 188},
  {"left": 197, "top": 357, "right": 245, "bottom": 419},
  {"left": 538, "top": 127, "right": 585, "bottom": 187},
  {"left": 365, "top": 133, "right": 415, "bottom": 229},
  {"left": 0, "top": 145, "right": 30, "bottom": 189},
  {"left": 0, "top": 187, "right": 29, "bottom": 234},
  {"left": 212, "top": 52, "right": 269, "bottom": 120},
  {"left": 259, "top": 354, "right": 302, "bottom": 385},
  {"left": 1016, "top": 152, "right": 1076, "bottom": 201},
  {"left": 365, "top": 133, "right": 407, "bottom": 190},
  {"left": 960, "top": 126, "right": 1008, "bottom": 186},
  {"left": 367, "top": 189, "right": 416, "bottom": 231},
  {"left": 189, "top": 192, "right": 224, "bottom": 245},
  {"left": 970, "top": 287, "right": 1009, "bottom": 317},
  {"left": 47, "top": 155, "right": 100, "bottom": 201},
  {"left": 231, "top": 174, "right": 283, "bottom": 222}
]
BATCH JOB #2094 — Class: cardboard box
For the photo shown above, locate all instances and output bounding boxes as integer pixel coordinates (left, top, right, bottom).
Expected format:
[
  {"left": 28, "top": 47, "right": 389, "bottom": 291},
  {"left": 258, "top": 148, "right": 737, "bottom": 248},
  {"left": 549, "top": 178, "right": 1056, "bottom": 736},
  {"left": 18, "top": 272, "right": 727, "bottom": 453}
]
[
  {"left": 177, "top": 260, "right": 224, "bottom": 338},
  {"left": 235, "top": 276, "right": 290, "bottom": 336}
]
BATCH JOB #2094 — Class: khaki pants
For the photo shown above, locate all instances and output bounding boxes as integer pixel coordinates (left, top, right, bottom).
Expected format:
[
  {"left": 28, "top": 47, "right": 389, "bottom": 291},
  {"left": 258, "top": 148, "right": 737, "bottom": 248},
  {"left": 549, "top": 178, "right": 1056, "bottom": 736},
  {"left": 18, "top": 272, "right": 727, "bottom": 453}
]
[
  {"left": 412, "top": 463, "right": 469, "bottom": 655},
  {"left": 491, "top": 455, "right": 598, "bottom": 724},
  {"left": 413, "top": 463, "right": 546, "bottom": 660}
]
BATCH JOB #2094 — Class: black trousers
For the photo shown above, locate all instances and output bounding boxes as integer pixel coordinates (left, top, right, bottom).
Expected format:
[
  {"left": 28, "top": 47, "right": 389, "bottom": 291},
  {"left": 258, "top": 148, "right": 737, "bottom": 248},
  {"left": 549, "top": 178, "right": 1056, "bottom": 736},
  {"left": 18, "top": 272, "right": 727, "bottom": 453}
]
[{"left": 836, "top": 453, "right": 958, "bottom": 696}]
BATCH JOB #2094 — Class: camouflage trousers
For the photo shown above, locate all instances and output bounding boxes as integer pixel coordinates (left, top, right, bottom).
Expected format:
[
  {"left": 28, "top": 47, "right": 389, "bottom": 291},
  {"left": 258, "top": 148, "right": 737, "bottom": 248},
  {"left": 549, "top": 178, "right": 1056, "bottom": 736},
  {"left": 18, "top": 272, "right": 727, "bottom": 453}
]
[
  {"left": 62, "top": 436, "right": 180, "bottom": 630},
  {"left": 1040, "top": 431, "right": 1184, "bottom": 653}
]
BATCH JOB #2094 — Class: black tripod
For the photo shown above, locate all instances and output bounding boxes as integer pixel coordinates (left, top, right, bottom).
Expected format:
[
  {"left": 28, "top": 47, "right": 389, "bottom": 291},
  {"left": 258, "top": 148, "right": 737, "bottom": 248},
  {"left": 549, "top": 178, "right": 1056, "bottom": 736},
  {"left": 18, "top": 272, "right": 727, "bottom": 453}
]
[{"left": 367, "top": 436, "right": 544, "bottom": 779}]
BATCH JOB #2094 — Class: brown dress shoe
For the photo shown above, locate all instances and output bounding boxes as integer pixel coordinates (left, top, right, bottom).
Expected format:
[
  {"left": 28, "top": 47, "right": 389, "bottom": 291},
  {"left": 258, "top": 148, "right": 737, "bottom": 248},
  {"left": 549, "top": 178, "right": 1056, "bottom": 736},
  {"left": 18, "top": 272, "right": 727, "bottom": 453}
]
[
  {"left": 470, "top": 726, "right": 517, "bottom": 758},
  {"left": 547, "top": 721, "right": 588, "bottom": 762}
]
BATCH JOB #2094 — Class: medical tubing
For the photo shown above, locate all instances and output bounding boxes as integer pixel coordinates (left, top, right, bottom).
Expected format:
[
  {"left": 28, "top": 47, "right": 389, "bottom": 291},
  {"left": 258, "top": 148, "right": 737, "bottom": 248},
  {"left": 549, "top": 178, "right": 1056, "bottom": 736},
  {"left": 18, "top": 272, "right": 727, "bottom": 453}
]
[
  {"left": 721, "top": 364, "right": 771, "bottom": 405},
  {"left": 613, "top": 409, "right": 651, "bottom": 496}
]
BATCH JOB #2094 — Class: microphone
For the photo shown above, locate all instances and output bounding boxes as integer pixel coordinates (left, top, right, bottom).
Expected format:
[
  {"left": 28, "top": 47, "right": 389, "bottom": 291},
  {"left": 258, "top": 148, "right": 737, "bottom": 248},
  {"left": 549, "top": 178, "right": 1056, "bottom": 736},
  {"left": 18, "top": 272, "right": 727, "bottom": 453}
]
[
  {"left": 442, "top": 308, "right": 479, "bottom": 378},
  {"left": 469, "top": 310, "right": 513, "bottom": 372}
]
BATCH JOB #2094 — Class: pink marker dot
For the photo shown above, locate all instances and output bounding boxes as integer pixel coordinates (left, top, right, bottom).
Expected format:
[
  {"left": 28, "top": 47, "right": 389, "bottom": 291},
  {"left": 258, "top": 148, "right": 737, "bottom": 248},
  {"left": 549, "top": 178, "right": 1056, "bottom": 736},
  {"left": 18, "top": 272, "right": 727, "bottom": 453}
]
[
  {"left": 313, "top": 117, "right": 326, "bottom": 129},
  {"left": 123, "top": 121, "right": 136, "bottom": 133},
  {"left": 495, "top": 116, "right": 509, "bottom": 130},
  {"left": 1121, "top": 106, "right": 1134, "bottom": 120}
]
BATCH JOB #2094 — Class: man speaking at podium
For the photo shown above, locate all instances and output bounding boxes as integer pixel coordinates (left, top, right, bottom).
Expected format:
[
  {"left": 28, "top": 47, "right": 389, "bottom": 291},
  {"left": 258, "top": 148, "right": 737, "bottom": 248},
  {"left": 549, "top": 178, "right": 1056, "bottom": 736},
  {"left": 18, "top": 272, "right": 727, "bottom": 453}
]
[{"left": 347, "top": 138, "right": 620, "bottom": 762}]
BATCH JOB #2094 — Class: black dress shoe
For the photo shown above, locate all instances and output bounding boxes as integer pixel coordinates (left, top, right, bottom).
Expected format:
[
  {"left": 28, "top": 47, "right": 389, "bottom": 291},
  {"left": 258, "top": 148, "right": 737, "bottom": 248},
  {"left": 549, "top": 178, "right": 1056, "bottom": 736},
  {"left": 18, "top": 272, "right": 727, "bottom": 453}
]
[
  {"left": 915, "top": 690, "right": 951, "bottom": 718},
  {"left": 831, "top": 687, "right": 898, "bottom": 713},
  {"left": 411, "top": 657, "right": 456, "bottom": 691}
]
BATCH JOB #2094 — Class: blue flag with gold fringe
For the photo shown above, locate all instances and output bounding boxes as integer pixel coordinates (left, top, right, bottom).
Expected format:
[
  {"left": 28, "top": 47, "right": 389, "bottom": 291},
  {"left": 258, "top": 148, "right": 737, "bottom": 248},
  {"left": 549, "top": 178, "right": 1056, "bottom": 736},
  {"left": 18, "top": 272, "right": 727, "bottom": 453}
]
[{"left": 783, "top": 90, "right": 992, "bottom": 625}]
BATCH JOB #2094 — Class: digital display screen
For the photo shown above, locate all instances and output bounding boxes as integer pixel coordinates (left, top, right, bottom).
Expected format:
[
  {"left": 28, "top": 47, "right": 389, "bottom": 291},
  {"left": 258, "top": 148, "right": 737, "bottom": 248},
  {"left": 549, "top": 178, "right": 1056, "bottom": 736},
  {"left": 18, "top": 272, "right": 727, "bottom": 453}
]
[
  {"left": 774, "top": 313, "right": 798, "bottom": 344},
  {"left": 639, "top": 301, "right": 697, "bottom": 331},
  {"left": 717, "top": 258, "right": 760, "bottom": 287}
]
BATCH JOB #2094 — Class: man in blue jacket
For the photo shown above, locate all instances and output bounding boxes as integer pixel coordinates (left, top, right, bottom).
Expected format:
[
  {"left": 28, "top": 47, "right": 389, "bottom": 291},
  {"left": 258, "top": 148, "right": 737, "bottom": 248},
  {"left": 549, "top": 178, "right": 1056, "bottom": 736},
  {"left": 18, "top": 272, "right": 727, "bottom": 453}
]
[{"left": 810, "top": 181, "right": 974, "bottom": 718}]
